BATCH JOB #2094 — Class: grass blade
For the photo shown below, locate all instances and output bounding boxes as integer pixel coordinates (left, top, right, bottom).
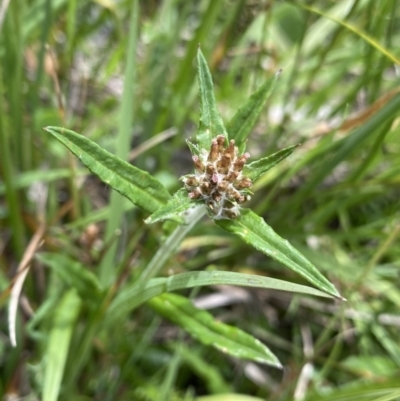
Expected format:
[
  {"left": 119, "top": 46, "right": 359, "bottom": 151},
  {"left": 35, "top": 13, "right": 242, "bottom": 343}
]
[
  {"left": 299, "top": 2, "right": 400, "bottom": 66},
  {"left": 297, "top": 92, "right": 400, "bottom": 198},
  {"left": 37, "top": 253, "right": 103, "bottom": 301},
  {"left": 101, "top": 0, "right": 139, "bottom": 285},
  {"left": 42, "top": 289, "right": 81, "bottom": 401},
  {"left": 107, "top": 269, "right": 333, "bottom": 322},
  {"left": 148, "top": 292, "right": 282, "bottom": 367},
  {"left": 216, "top": 209, "right": 342, "bottom": 298}
]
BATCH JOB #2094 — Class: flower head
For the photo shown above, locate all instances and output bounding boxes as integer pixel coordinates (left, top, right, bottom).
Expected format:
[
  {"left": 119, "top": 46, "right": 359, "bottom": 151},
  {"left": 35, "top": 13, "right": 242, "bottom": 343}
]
[{"left": 181, "top": 135, "right": 253, "bottom": 219}]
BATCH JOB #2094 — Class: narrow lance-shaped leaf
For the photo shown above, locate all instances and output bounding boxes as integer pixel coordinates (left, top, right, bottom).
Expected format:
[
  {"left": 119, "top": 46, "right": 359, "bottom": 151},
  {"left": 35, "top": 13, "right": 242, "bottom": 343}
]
[
  {"left": 197, "top": 48, "right": 227, "bottom": 150},
  {"left": 176, "top": 344, "right": 232, "bottom": 394},
  {"left": 42, "top": 289, "right": 81, "bottom": 401},
  {"left": 148, "top": 292, "right": 282, "bottom": 367},
  {"left": 37, "top": 253, "right": 103, "bottom": 301},
  {"left": 145, "top": 188, "right": 197, "bottom": 224},
  {"left": 216, "top": 209, "right": 342, "bottom": 298},
  {"left": 243, "top": 144, "right": 300, "bottom": 182},
  {"left": 106, "top": 270, "right": 333, "bottom": 322},
  {"left": 44, "top": 127, "right": 171, "bottom": 214},
  {"left": 227, "top": 71, "right": 281, "bottom": 152}
]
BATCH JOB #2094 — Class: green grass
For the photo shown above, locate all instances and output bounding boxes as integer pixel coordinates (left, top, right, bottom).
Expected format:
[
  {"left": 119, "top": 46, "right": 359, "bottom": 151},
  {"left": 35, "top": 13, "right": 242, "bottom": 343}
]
[{"left": 1, "top": 0, "right": 400, "bottom": 400}]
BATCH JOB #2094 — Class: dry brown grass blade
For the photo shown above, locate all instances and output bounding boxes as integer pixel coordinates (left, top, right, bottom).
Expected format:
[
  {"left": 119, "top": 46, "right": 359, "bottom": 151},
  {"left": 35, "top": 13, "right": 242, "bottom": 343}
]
[
  {"left": 8, "top": 223, "right": 46, "bottom": 347},
  {"left": 128, "top": 127, "right": 178, "bottom": 161},
  {"left": 339, "top": 88, "right": 400, "bottom": 132}
]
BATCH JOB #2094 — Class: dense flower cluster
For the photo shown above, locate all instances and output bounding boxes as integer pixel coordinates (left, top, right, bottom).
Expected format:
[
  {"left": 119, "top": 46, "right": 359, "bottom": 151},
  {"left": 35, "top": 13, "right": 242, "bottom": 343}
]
[{"left": 182, "top": 135, "right": 253, "bottom": 219}]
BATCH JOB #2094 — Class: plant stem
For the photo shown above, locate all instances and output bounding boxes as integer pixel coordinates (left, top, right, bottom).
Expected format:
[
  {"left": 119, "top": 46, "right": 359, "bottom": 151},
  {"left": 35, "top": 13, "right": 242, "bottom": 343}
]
[
  {"left": 99, "top": 0, "right": 138, "bottom": 286},
  {"left": 138, "top": 205, "right": 206, "bottom": 284}
]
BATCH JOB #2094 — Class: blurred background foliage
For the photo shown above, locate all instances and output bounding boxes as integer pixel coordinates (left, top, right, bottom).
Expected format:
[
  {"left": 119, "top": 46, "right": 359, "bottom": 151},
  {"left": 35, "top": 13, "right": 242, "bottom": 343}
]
[{"left": 1, "top": 0, "right": 400, "bottom": 400}]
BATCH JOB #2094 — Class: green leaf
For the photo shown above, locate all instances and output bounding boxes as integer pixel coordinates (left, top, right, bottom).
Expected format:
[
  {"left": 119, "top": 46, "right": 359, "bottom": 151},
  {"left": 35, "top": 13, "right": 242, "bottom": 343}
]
[
  {"left": 243, "top": 144, "right": 300, "bottom": 182},
  {"left": 186, "top": 139, "right": 201, "bottom": 157},
  {"left": 37, "top": 253, "right": 103, "bottom": 302},
  {"left": 106, "top": 270, "right": 333, "bottom": 322},
  {"left": 303, "top": 379, "right": 400, "bottom": 401},
  {"left": 296, "top": 92, "right": 400, "bottom": 198},
  {"left": 0, "top": 168, "right": 86, "bottom": 195},
  {"left": 197, "top": 395, "right": 265, "bottom": 401},
  {"left": 299, "top": 3, "right": 400, "bottom": 66},
  {"left": 227, "top": 71, "right": 280, "bottom": 152},
  {"left": 145, "top": 188, "right": 196, "bottom": 224},
  {"left": 44, "top": 126, "right": 171, "bottom": 214},
  {"left": 216, "top": 209, "right": 342, "bottom": 298},
  {"left": 177, "top": 344, "right": 232, "bottom": 394},
  {"left": 42, "top": 289, "right": 81, "bottom": 401},
  {"left": 100, "top": 0, "right": 139, "bottom": 286},
  {"left": 148, "top": 292, "right": 282, "bottom": 367},
  {"left": 197, "top": 48, "right": 227, "bottom": 150}
]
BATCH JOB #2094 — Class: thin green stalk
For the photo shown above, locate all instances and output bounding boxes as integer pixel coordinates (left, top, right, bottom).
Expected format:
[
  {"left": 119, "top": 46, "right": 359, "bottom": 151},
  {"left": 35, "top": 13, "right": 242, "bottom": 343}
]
[
  {"left": 315, "top": 329, "right": 344, "bottom": 386},
  {"left": 65, "top": 207, "right": 205, "bottom": 392},
  {"left": 158, "top": 343, "right": 182, "bottom": 401},
  {"left": 273, "top": 7, "right": 308, "bottom": 142},
  {"left": 138, "top": 205, "right": 206, "bottom": 284},
  {"left": 356, "top": 222, "right": 400, "bottom": 287},
  {"left": 62, "top": 302, "right": 105, "bottom": 392},
  {"left": 0, "top": 71, "right": 25, "bottom": 257},
  {"left": 66, "top": 0, "right": 78, "bottom": 61},
  {"left": 158, "top": 286, "right": 202, "bottom": 401},
  {"left": 303, "top": 0, "right": 360, "bottom": 94},
  {"left": 172, "top": 0, "right": 223, "bottom": 98},
  {"left": 100, "top": 0, "right": 138, "bottom": 286},
  {"left": 350, "top": 119, "right": 392, "bottom": 183},
  {"left": 4, "top": 1, "right": 25, "bottom": 169},
  {"left": 273, "top": 92, "right": 400, "bottom": 222},
  {"left": 34, "top": 0, "right": 52, "bottom": 105},
  {"left": 105, "top": 317, "right": 162, "bottom": 401}
]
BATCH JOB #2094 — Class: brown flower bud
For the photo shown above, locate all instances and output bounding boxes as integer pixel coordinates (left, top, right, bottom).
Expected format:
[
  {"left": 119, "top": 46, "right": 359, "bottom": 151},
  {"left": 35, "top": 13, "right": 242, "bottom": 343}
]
[
  {"left": 223, "top": 200, "right": 235, "bottom": 209},
  {"left": 193, "top": 156, "right": 205, "bottom": 173},
  {"left": 206, "top": 163, "right": 216, "bottom": 177},
  {"left": 216, "top": 135, "right": 226, "bottom": 152},
  {"left": 230, "top": 189, "right": 245, "bottom": 203},
  {"left": 184, "top": 176, "right": 199, "bottom": 187},
  {"left": 234, "top": 177, "right": 252, "bottom": 189},
  {"left": 200, "top": 181, "right": 211, "bottom": 195},
  {"left": 218, "top": 154, "right": 231, "bottom": 173},
  {"left": 212, "top": 191, "right": 222, "bottom": 202},
  {"left": 217, "top": 180, "right": 228, "bottom": 191},
  {"left": 184, "top": 135, "right": 253, "bottom": 220},
  {"left": 224, "top": 140, "right": 236, "bottom": 158},
  {"left": 226, "top": 171, "right": 239, "bottom": 182},
  {"left": 233, "top": 152, "right": 250, "bottom": 172},
  {"left": 236, "top": 193, "right": 251, "bottom": 204},
  {"left": 208, "top": 139, "right": 219, "bottom": 162}
]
